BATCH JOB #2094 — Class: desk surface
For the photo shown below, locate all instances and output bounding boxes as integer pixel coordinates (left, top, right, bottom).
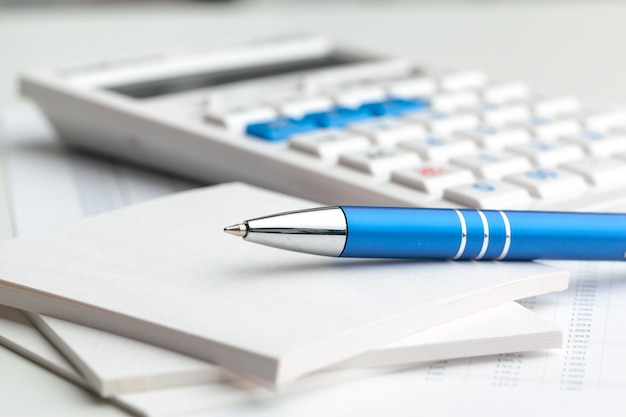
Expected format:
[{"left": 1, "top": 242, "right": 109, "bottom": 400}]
[{"left": 1, "top": 2, "right": 626, "bottom": 416}]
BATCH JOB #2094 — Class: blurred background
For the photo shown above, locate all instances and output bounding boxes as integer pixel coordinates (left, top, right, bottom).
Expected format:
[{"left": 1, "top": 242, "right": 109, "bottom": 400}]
[{"left": 2, "top": 0, "right": 626, "bottom": 111}]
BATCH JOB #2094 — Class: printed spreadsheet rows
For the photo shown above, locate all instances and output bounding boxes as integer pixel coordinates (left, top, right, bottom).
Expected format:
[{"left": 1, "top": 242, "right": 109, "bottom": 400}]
[{"left": 201, "top": 70, "right": 626, "bottom": 211}]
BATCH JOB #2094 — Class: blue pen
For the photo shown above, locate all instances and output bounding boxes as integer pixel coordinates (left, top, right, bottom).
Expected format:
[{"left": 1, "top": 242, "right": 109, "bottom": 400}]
[{"left": 224, "top": 206, "right": 626, "bottom": 261}]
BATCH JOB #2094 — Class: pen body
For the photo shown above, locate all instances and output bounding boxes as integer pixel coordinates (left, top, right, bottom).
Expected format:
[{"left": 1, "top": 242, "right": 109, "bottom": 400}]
[{"left": 340, "top": 207, "right": 626, "bottom": 261}]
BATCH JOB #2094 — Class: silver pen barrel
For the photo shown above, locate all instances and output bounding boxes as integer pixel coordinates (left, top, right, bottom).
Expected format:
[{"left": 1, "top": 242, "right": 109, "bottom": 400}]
[{"left": 225, "top": 206, "right": 347, "bottom": 256}]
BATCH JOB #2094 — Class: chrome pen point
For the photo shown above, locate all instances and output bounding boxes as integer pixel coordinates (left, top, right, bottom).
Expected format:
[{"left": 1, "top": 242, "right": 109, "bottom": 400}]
[
  {"left": 224, "top": 206, "right": 348, "bottom": 256},
  {"left": 224, "top": 223, "right": 248, "bottom": 237}
]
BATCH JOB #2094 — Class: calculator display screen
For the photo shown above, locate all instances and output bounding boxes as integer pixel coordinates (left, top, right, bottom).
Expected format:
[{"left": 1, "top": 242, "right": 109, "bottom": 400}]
[{"left": 105, "top": 54, "right": 365, "bottom": 99}]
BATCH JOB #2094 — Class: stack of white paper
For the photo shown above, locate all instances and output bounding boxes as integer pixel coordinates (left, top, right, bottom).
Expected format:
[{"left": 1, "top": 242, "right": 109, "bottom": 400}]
[
  {"left": 24, "top": 301, "right": 561, "bottom": 396},
  {"left": 3, "top": 302, "right": 560, "bottom": 417}
]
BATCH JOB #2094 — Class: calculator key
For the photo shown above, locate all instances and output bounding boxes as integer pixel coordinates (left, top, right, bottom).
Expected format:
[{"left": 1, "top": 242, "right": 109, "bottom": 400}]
[
  {"left": 532, "top": 96, "right": 581, "bottom": 118},
  {"left": 504, "top": 168, "right": 587, "bottom": 199},
  {"left": 450, "top": 151, "right": 532, "bottom": 179},
  {"left": 407, "top": 110, "right": 480, "bottom": 135},
  {"left": 324, "top": 82, "right": 388, "bottom": 109},
  {"left": 386, "top": 77, "right": 437, "bottom": 99},
  {"left": 431, "top": 91, "right": 481, "bottom": 112},
  {"left": 245, "top": 117, "right": 318, "bottom": 141},
  {"left": 205, "top": 103, "right": 277, "bottom": 131},
  {"left": 436, "top": 69, "right": 488, "bottom": 92},
  {"left": 518, "top": 117, "right": 582, "bottom": 140},
  {"left": 582, "top": 109, "right": 626, "bottom": 131},
  {"left": 561, "top": 157, "right": 626, "bottom": 188},
  {"left": 265, "top": 93, "right": 334, "bottom": 119},
  {"left": 444, "top": 180, "right": 532, "bottom": 209},
  {"left": 339, "top": 147, "right": 420, "bottom": 177},
  {"left": 560, "top": 129, "right": 626, "bottom": 157},
  {"left": 476, "top": 104, "right": 531, "bottom": 127},
  {"left": 391, "top": 165, "right": 474, "bottom": 195},
  {"left": 506, "top": 141, "right": 585, "bottom": 167},
  {"left": 481, "top": 82, "right": 531, "bottom": 104},
  {"left": 348, "top": 118, "right": 427, "bottom": 146},
  {"left": 305, "top": 107, "right": 373, "bottom": 128},
  {"left": 360, "top": 98, "right": 429, "bottom": 117},
  {"left": 289, "top": 129, "right": 370, "bottom": 161},
  {"left": 399, "top": 136, "right": 477, "bottom": 163},
  {"left": 457, "top": 125, "right": 531, "bottom": 150}
]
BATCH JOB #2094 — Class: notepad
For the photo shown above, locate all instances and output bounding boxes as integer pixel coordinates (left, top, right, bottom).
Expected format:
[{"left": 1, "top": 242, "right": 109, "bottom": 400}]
[
  {"left": 0, "top": 183, "right": 569, "bottom": 386},
  {"left": 2, "top": 303, "right": 560, "bottom": 417},
  {"left": 24, "top": 302, "right": 561, "bottom": 397}
]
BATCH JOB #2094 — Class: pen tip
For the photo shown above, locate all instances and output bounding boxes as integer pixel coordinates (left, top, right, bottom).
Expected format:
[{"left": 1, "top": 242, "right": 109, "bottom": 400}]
[{"left": 224, "top": 223, "right": 248, "bottom": 238}]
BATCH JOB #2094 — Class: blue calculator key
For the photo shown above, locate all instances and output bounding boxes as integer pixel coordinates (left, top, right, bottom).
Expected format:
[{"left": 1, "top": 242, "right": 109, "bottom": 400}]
[
  {"left": 246, "top": 117, "right": 319, "bottom": 141},
  {"left": 358, "top": 102, "right": 389, "bottom": 116},
  {"left": 386, "top": 98, "right": 430, "bottom": 113},
  {"left": 361, "top": 98, "right": 429, "bottom": 117},
  {"left": 305, "top": 107, "right": 373, "bottom": 128}
]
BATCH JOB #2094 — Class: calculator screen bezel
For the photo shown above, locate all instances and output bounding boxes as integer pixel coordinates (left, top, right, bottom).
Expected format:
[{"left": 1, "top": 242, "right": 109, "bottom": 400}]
[{"left": 104, "top": 52, "right": 370, "bottom": 99}]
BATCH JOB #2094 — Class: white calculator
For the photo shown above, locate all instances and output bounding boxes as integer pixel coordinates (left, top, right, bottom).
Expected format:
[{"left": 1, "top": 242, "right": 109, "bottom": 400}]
[{"left": 21, "top": 34, "right": 626, "bottom": 210}]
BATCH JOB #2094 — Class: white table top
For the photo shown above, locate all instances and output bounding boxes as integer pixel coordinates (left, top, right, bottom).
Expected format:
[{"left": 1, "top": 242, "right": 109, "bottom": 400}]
[{"left": 1, "top": 2, "right": 626, "bottom": 416}]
